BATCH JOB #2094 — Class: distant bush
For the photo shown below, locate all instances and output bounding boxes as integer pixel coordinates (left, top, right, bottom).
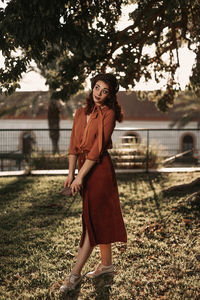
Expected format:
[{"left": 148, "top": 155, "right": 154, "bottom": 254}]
[
  {"left": 30, "top": 151, "right": 68, "bottom": 170},
  {"left": 30, "top": 140, "right": 164, "bottom": 170}
]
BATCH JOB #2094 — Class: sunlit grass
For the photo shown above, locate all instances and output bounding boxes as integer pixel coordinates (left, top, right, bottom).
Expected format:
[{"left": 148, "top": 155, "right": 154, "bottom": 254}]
[{"left": 0, "top": 173, "right": 199, "bottom": 299}]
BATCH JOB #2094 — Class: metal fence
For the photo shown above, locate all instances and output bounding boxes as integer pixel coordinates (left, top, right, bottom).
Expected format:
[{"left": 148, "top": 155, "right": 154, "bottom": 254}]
[{"left": 0, "top": 128, "right": 199, "bottom": 171}]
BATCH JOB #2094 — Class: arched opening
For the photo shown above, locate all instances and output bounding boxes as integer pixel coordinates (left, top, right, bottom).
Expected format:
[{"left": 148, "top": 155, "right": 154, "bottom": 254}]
[{"left": 182, "top": 134, "right": 194, "bottom": 156}]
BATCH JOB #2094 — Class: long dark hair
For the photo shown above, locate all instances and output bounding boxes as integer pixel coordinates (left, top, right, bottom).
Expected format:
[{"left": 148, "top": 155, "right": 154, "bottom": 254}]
[{"left": 84, "top": 80, "right": 124, "bottom": 122}]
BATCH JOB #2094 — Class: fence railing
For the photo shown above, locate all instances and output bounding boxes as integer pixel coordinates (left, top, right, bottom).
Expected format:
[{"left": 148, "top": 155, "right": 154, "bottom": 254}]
[{"left": 0, "top": 128, "right": 199, "bottom": 171}]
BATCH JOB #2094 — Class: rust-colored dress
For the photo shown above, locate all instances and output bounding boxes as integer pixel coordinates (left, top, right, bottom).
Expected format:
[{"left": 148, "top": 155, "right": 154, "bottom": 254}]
[{"left": 68, "top": 105, "right": 127, "bottom": 247}]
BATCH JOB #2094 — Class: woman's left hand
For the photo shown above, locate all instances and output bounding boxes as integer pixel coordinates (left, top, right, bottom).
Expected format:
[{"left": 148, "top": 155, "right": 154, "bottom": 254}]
[{"left": 70, "top": 175, "right": 83, "bottom": 195}]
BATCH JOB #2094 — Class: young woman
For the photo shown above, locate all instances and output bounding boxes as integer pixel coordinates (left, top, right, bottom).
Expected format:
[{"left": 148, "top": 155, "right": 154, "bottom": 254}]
[{"left": 60, "top": 73, "right": 127, "bottom": 293}]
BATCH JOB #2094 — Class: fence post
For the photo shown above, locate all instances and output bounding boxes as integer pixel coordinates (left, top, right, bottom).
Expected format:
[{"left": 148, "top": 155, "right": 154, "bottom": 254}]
[{"left": 146, "top": 129, "right": 149, "bottom": 173}]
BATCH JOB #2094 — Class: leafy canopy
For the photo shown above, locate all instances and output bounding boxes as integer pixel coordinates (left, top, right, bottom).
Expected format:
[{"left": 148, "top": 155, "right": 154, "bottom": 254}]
[
  {"left": 0, "top": 0, "right": 200, "bottom": 111},
  {"left": 170, "top": 91, "right": 200, "bottom": 128}
]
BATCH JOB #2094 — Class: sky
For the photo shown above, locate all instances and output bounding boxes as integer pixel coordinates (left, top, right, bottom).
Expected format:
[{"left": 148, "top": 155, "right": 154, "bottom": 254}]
[{"left": 0, "top": 2, "right": 196, "bottom": 92}]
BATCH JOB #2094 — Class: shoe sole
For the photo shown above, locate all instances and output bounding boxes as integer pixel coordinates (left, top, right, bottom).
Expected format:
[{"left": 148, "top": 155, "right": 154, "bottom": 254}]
[{"left": 86, "top": 270, "right": 114, "bottom": 278}]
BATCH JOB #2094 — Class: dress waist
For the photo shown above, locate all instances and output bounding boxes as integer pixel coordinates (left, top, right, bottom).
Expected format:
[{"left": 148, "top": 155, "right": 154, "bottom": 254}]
[{"left": 78, "top": 150, "right": 108, "bottom": 157}]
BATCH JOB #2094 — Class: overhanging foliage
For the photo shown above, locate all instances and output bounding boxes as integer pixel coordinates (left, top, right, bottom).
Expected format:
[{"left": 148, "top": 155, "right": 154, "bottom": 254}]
[{"left": 0, "top": 0, "right": 200, "bottom": 111}]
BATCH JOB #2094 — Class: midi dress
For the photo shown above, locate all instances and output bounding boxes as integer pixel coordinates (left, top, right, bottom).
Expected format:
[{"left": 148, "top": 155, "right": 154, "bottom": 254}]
[{"left": 68, "top": 105, "right": 127, "bottom": 247}]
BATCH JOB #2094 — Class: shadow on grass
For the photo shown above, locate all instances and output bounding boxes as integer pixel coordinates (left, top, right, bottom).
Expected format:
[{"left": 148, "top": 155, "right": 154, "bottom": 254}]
[
  {"left": 59, "top": 284, "right": 81, "bottom": 300},
  {"left": 91, "top": 274, "right": 114, "bottom": 300},
  {"left": 117, "top": 172, "right": 168, "bottom": 222},
  {"left": 0, "top": 175, "right": 80, "bottom": 222},
  {"left": 0, "top": 175, "right": 81, "bottom": 259},
  {"left": 1, "top": 173, "right": 200, "bottom": 299},
  {"left": 0, "top": 176, "right": 84, "bottom": 299},
  {"left": 147, "top": 173, "right": 200, "bottom": 222},
  {"left": 58, "top": 274, "right": 114, "bottom": 300},
  {"left": 172, "top": 193, "right": 200, "bottom": 221},
  {"left": 146, "top": 173, "right": 164, "bottom": 221},
  {"left": 0, "top": 176, "right": 36, "bottom": 207}
]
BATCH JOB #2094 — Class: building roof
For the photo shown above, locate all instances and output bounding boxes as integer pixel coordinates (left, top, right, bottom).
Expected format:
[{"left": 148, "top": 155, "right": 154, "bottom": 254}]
[
  {"left": 0, "top": 90, "right": 188, "bottom": 121},
  {"left": 117, "top": 91, "right": 175, "bottom": 121}
]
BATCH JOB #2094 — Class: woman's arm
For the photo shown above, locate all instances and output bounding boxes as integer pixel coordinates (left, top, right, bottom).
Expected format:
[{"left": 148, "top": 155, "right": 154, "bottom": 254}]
[
  {"left": 70, "top": 159, "right": 96, "bottom": 195},
  {"left": 77, "top": 159, "right": 96, "bottom": 178},
  {"left": 68, "top": 154, "right": 78, "bottom": 176},
  {"left": 64, "top": 154, "right": 78, "bottom": 187},
  {"left": 87, "top": 109, "right": 115, "bottom": 161},
  {"left": 64, "top": 108, "right": 81, "bottom": 188}
]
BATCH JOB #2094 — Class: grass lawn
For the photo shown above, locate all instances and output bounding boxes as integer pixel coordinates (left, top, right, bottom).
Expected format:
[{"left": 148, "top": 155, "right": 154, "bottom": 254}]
[{"left": 0, "top": 173, "right": 199, "bottom": 299}]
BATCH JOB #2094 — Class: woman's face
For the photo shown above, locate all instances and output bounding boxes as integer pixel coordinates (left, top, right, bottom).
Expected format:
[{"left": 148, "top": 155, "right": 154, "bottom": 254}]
[{"left": 93, "top": 80, "right": 110, "bottom": 106}]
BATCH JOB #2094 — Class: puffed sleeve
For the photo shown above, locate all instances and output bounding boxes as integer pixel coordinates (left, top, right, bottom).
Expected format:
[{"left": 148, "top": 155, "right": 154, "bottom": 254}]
[
  {"left": 68, "top": 109, "right": 80, "bottom": 155},
  {"left": 87, "top": 109, "right": 116, "bottom": 162}
]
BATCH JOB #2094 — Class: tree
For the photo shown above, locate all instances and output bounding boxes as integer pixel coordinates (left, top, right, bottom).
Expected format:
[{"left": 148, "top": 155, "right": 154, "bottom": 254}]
[
  {"left": 0, "top": 0, "right": 124, "bottom": 152},
  {"left": 32, "top": 58, "right": 87, "bottom": 153},
  {"left": 0, "top": 0, "right": 200, "bottom": 112},
  {"left": 170, "top": 91, "right": 200, "bottom": 129},
  {"left": 0, "top": 91, "right": 50, "bottom": 118}
]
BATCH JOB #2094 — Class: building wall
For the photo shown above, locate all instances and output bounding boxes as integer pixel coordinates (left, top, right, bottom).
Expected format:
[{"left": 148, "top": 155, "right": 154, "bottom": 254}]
[
  {"left": 0, "top": 119, "right": 199, "bottom": 158},
  {"left": 114, "top": 120, "right": 199, "bottom": 158}
]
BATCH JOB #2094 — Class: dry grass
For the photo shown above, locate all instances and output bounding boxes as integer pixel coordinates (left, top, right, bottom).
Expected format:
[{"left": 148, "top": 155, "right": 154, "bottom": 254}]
[{"left": 0, "top": 172, "right": 200, "bottom": 299}]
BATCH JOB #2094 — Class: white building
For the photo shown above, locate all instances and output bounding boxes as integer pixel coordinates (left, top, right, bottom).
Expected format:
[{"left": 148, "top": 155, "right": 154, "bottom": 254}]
[{"left": 0, "top": 91, "right": 199, "bottom": 159}]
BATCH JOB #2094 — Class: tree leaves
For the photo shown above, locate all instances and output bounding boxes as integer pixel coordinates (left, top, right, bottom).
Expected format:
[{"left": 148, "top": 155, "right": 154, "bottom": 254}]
[{"left": 0, "top": 0, "right": 200, "bottom": 110}]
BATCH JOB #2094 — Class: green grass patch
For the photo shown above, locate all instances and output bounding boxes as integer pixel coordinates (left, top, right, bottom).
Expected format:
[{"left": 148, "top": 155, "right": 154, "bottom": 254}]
[{"left": 0, "top": 173, "right": 200, "bottom": 299}]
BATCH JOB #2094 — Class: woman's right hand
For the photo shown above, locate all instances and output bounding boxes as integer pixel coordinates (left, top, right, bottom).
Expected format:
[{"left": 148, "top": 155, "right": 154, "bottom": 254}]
[{"left": 64, "top": 174, "right": 74, "bottom": 188}]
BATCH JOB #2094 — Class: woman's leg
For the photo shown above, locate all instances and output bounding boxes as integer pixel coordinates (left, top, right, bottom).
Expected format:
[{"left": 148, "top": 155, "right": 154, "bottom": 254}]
[
  {"left": 70, "top": 229, "right": 93, "bottom": 276},
  {"left": 60, "top": 229, "right": 93, "bottom": 291},
  {"left": 85, "top": 244, "right": 113, "bottom": 278},
  {"left": 99, "top": 243, "right": 112, "bottom": 266}
]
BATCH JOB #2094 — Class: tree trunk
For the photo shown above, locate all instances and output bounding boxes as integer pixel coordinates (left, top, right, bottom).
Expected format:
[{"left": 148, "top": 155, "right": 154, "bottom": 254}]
[{"left": 48, "top": 98, "right": 60, "bottom": 154}]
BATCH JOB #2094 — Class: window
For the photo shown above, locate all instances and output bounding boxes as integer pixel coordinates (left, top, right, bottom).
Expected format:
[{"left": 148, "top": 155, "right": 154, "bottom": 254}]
[{"left": 122, "top": 131, "right": 140, "bottom": 145}]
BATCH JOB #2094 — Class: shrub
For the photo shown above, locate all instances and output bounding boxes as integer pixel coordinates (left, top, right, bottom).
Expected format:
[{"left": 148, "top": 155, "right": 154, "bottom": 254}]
[{"left": 30, "top": 151, "right": 68, "bottom": 170}]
